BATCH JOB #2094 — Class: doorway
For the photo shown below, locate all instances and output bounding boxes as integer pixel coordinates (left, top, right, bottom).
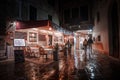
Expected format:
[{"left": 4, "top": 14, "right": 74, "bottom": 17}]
[{"left": 108, "top": 1, "right": 119, "bottom": 58}]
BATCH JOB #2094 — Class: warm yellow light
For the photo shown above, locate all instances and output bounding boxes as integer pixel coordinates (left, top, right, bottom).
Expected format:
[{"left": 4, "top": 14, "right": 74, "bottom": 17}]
[
  {"left": 64, "top": 37, "right": 66, "bottom": 40},
  {"left": 32, "top": 28, "right": 38, "bottom": 31},
  {"left": 39, "top": 30, "right": 47, "bottom": 33},
  {"left": 54, "top": 32, "right": 62, "bottom": 36},
  {"left": 49, "top": 27, "right": 52, "bottom": 30}
]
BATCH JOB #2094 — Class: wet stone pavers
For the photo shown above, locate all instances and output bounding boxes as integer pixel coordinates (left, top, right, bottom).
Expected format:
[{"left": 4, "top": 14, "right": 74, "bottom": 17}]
[
  {"left": 0, "top": 52, "right": 75, "bottom": 80},
  {"left": 83, "top": 53, "right": 120, "bottom": 80},
  {"left": 0, "top": 50, "right": 120, "bottom": 80},
  {"left": 73, "top": 49, "right": 120, "bottom": 80}
]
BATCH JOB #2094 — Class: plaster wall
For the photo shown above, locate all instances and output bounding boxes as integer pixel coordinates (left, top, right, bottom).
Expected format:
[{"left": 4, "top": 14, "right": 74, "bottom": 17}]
[{"left": 93, "top": 0, "right": 120, "bottom": 56}]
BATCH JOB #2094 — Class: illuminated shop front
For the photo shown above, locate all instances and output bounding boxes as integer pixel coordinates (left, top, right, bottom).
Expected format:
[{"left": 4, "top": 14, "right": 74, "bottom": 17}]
[{"left": 6, "top": 20, "right": 73, "bottom": 60}]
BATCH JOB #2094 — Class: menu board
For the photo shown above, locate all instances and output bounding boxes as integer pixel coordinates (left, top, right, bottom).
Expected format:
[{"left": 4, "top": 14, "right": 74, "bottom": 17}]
[{"left": 14, "top": 39, "right": 26, "bottom": 47}]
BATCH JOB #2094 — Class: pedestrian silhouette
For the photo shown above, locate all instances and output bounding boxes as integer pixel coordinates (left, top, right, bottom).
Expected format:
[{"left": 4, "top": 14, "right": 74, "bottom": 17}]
[
  {"left": 83, "top": 39, "right": 87, "bottom": 53},
  {"left": 65, "top": 40, "right": 72, "bottom": 57},
  {"left": 83, "top": 39, "right": 88, "bottom": 60},
  {"left": 87, "top": 37, "right": 93, "bottom": 54}
]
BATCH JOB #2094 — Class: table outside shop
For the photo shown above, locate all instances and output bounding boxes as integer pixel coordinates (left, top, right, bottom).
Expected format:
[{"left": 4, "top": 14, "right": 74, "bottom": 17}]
[{"left": 30, "top": 47, "right": 39, "bottom": 57}]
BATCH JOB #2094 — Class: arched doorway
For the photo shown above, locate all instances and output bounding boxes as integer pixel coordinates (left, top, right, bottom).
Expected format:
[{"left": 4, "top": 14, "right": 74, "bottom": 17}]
[{"left": 108, "top": 1, "right": 119, "bottom": 58}]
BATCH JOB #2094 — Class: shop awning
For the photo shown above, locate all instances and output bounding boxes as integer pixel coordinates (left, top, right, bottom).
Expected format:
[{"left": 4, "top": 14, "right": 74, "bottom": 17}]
[
  {"left": 15, "top": 20, "right": 73, "bottom": 35},
  {"left": 16, "top": 20, "right": 50, "bottom": 30}
]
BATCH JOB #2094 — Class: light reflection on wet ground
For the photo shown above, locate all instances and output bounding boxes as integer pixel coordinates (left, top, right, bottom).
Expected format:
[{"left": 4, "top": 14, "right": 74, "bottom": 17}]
[
  {"left": 0, "top": 47, "right": 120, "bottom": 80},
  {"left": 74, "top": 48, "right": 120, "bottom": 80}
]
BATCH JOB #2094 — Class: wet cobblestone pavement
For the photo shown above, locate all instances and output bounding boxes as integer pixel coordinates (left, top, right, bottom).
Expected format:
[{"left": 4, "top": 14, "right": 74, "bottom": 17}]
[{"left": 0, "top": 49, "right": 120, "bottom": 80}]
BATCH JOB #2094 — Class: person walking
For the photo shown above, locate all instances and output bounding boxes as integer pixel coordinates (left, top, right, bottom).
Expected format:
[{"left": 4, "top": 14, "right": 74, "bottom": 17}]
[
  {"left": 87, "top": 37, "right": 93, "bottom": 54},
  {"left": 65, "top": 40, "right": 72, "bottom": 57},
  {"left": 83, "top": 39, "right": 88, "bottom": 53},
  {"left": 83, "top": 39, "right": 88, "bottom": 60}
]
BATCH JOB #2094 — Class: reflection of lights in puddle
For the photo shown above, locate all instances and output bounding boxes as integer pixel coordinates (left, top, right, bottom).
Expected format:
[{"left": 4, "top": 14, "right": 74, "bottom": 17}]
[
  {"left": 32, "top": 77, "right": 36, "bottom": 80},
  {"left": 90, "top": 73, "right": 95, "bottom": 79},
  {"left": 74, "top": 55, "right": 78, "bottom": 69},
  {"left": 86, "top": 64, "right": 96, "bottom": 79},
  {"left": 50, "top": 70, "right": 55, "bottom": 74},
  {"left": 43, "top": 70, "right": 55, "bottom": 78},
  {"left": 89, "top": 67, "right": 94, "bottom": 72},
  {"left": 75, "top": 60, "right": 78, "bottom": 69},
  {"left": 86, "top": 64, "right": 95, "bottom": 72},
  {"left": 80, "top": 51, "right": 84, "bottom": 61},
  {"left": 91, "top": 73, "right": 95, "bottom": 77},
  {"left": 59, "top": 61, "right": 64, "bottom": 70}
]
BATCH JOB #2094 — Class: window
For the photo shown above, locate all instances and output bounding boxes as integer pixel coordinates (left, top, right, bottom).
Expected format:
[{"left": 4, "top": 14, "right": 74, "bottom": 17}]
[
  {"left": 47, "top": 0, "right": 55, "bottom": 7},
  {"left": 29, "top": 32, "right": 37, "bottom": 42},
  {"left": 64, "top": 9, "right": 70, "bottom": 23},
  {"left": 97, "top": 12, "right": 100, "bottom": 22},
  {"left": 29, "top": 5, "right": 37, "bottom": 20},
  {"left": 39, "top": 34, "right": 46, "bottom": 41},
  {"left": 72, "top": 8, "right": 79, "bottom": 18},
  {"left": 98, "top": 35, "right": 101, "bottom": 41},
  {"left": 80, "top": 5, "right": 88, "bottom": 21}
]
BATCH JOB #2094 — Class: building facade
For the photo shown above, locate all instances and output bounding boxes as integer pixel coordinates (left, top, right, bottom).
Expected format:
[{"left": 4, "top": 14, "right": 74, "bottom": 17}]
[
  {"left": 0, "top": 0, "right": 120, "bottom": 60},
  {"left": 59, "top": 0, "right": 93, "bottom": 31},
  {"left": 59, "top": 0, "right": 120, "bottom": 59},
  {"left": 0, "top": 0, "right": 60, "bottom": 60},
  {"left": 92, "top": 0, "right": 120, "bottom": 58}
]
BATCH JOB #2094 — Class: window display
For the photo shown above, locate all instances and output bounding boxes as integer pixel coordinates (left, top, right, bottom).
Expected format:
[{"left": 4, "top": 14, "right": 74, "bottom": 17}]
[{"left": 29, "top": 32, "right": 37, "bottom": 42}]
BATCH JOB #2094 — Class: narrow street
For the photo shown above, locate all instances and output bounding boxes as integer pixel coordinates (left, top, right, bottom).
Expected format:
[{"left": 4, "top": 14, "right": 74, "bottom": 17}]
[{"left": 0, "top": 0, "right": 120, "bottom": 80}]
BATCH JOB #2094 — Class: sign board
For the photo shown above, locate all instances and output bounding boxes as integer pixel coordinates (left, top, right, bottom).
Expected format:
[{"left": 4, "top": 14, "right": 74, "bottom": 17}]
[{"left": 14, "top": 39, "right": 26, "bottom": 47}]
